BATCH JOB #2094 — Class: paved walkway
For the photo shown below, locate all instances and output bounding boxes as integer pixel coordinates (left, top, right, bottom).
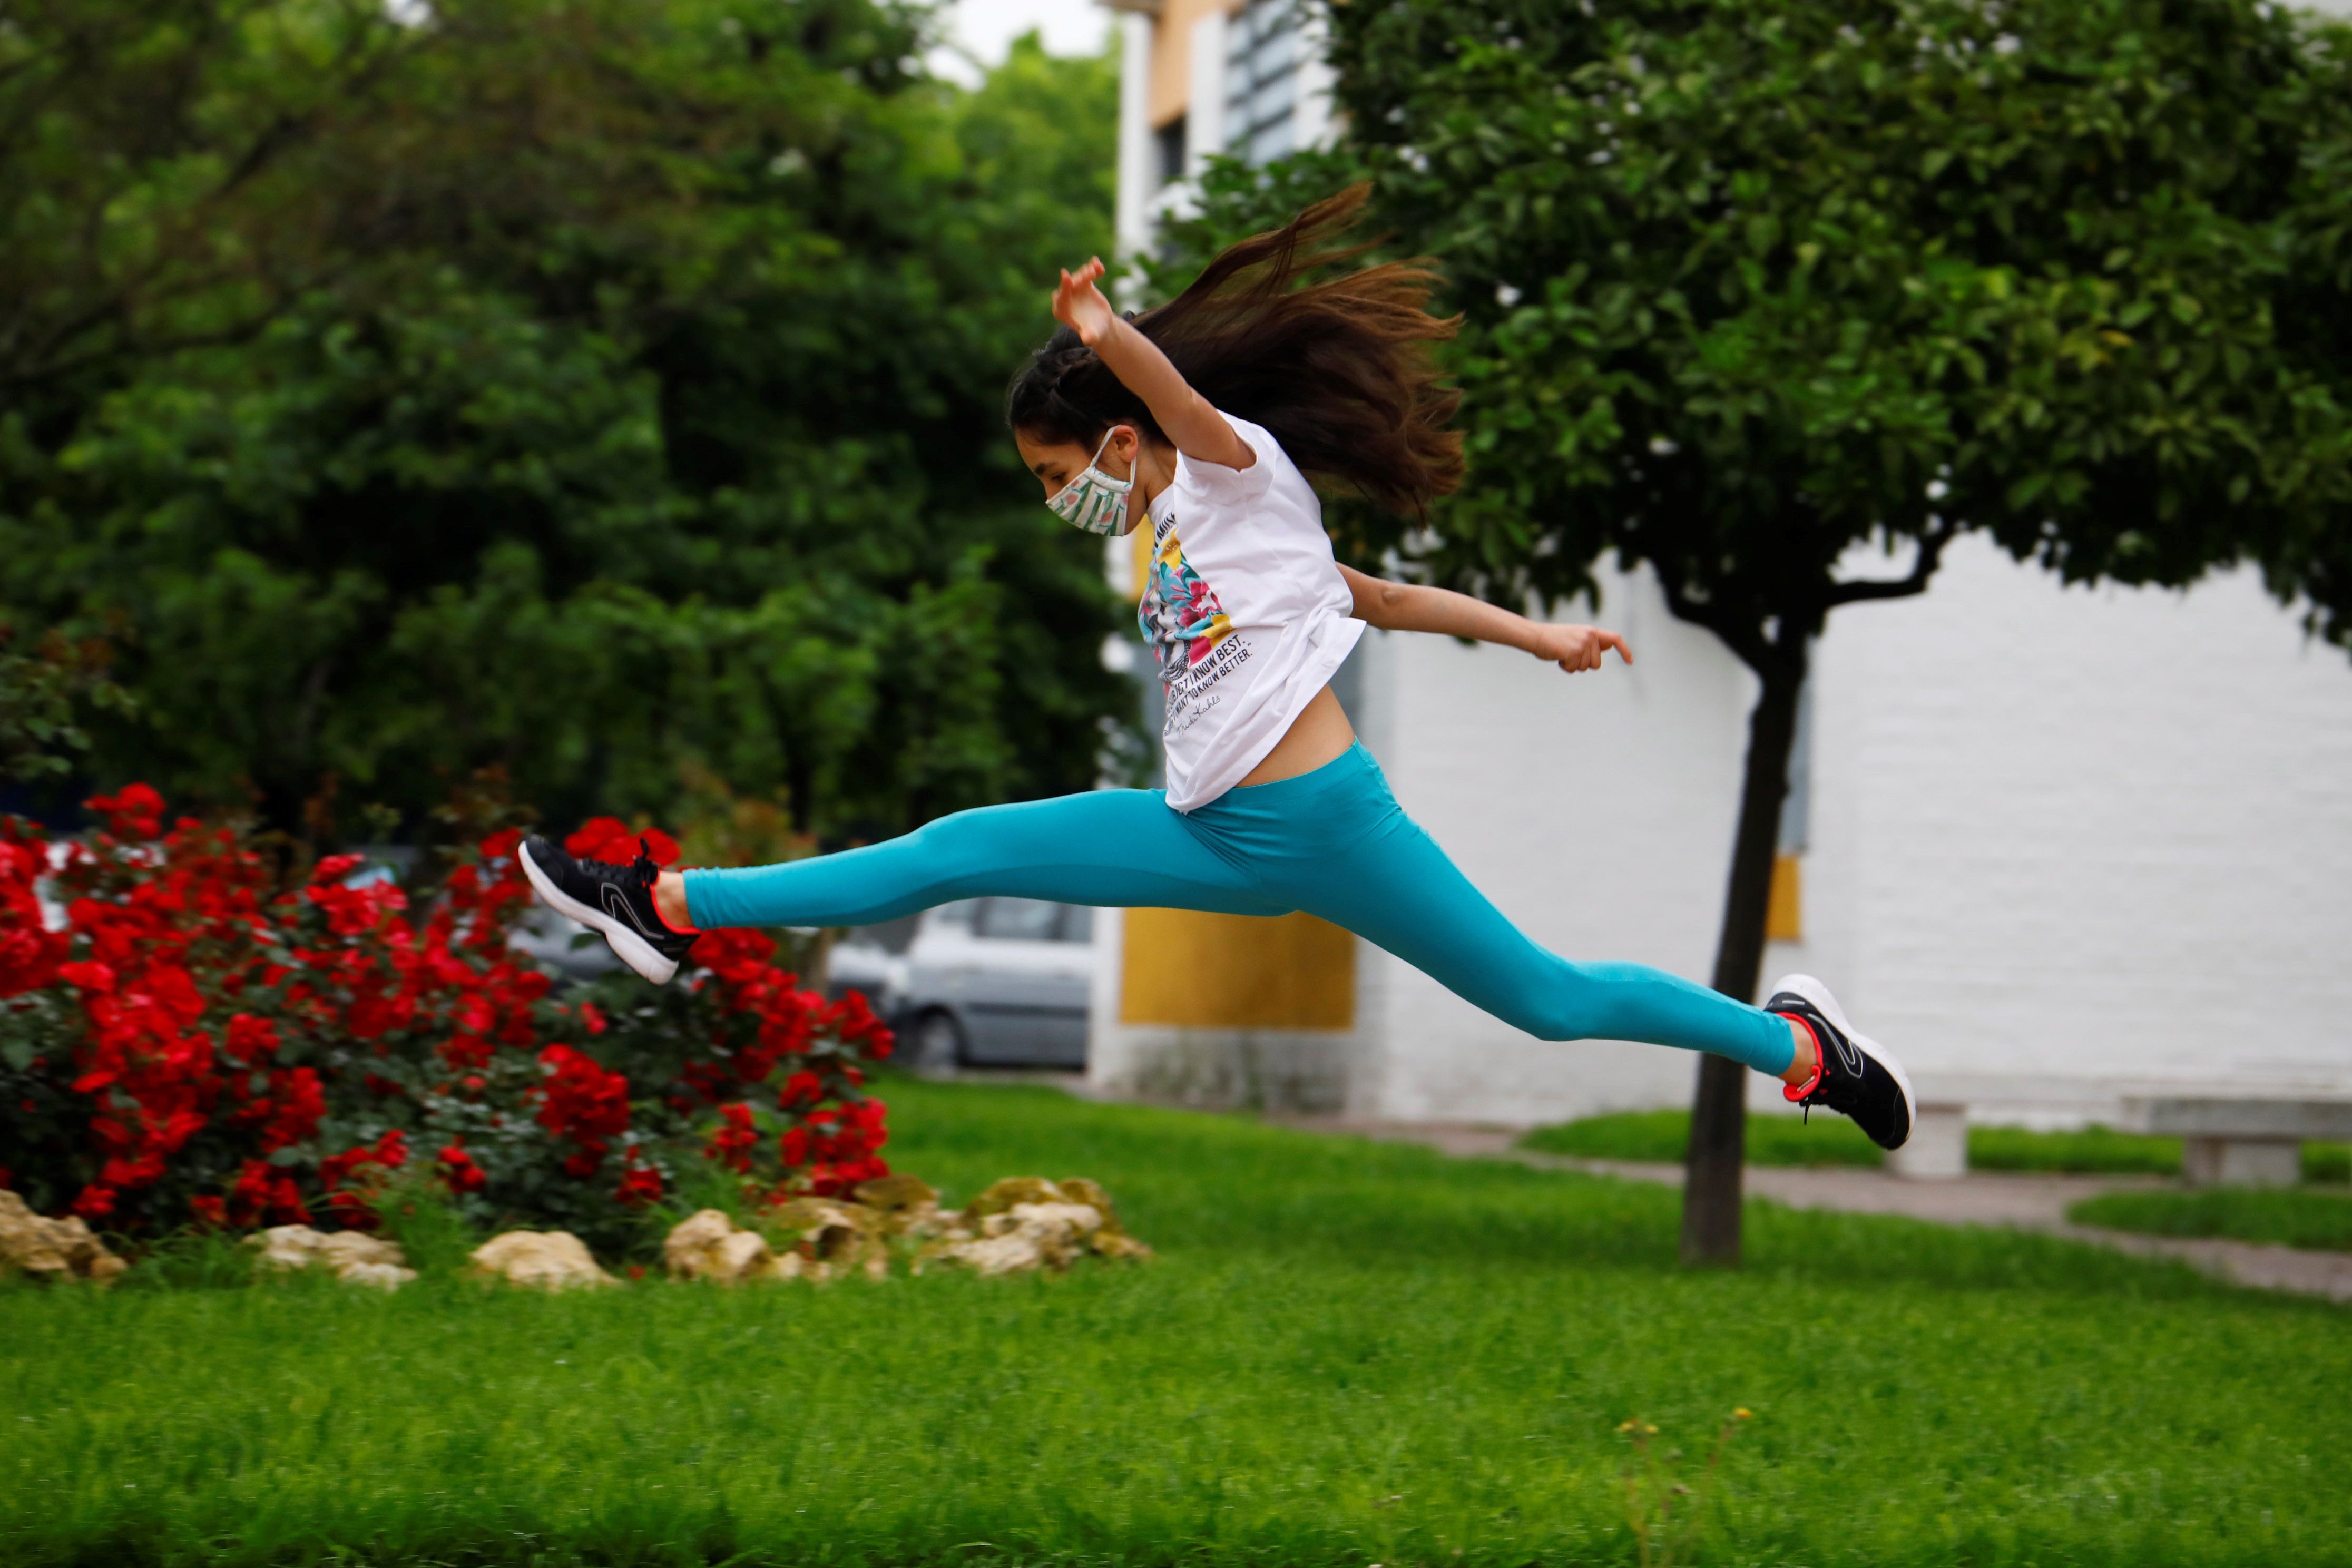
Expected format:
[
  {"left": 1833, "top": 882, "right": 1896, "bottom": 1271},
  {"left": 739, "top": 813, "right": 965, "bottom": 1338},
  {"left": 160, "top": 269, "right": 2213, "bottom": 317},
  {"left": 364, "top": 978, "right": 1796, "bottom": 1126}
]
[{"left": 1273, "top": 1117, "right": 2352, "bottom": 1303}]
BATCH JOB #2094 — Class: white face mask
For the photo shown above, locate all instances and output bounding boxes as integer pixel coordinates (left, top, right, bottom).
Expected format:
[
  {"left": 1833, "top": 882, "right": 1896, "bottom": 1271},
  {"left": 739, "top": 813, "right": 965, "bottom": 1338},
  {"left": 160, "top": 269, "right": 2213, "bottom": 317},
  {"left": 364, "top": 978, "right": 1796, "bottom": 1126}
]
[{"left": 1045, "top": 427, "right": 1138, "bottom": 536}]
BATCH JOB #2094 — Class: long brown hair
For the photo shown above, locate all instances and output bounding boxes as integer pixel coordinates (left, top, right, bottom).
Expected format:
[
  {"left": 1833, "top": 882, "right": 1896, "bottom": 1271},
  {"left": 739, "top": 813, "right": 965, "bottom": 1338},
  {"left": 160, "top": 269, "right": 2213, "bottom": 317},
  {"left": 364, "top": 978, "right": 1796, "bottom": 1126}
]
[{"left": 1005, "top": 185, "right": 1462, "bottom": 518}]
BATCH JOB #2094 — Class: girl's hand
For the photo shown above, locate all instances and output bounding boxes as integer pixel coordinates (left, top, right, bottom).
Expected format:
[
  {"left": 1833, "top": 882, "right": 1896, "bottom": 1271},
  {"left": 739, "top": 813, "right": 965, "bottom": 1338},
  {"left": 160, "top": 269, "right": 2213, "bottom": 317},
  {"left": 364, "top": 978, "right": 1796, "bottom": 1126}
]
[
  {"left": 1527, "top": 623, "right": 1632, "bottom": 673},
  {"left": 1053, "top": 258, "right": 1119, "bottom": 346}
]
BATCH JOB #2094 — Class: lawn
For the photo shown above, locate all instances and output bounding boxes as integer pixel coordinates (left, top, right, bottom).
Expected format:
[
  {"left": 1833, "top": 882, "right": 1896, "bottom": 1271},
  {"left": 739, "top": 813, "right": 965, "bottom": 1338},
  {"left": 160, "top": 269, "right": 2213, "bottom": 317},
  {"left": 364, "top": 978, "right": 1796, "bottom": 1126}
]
[
  {"left": 1521, "top": 1108, "right": 2352, "bottom": 1181},
  {"left": 2070, "top": 1186, "right": 2352, "bottom": 1251},
  {"left": 5, "top": 1077, "right": 2349, "bottom": 1568}
]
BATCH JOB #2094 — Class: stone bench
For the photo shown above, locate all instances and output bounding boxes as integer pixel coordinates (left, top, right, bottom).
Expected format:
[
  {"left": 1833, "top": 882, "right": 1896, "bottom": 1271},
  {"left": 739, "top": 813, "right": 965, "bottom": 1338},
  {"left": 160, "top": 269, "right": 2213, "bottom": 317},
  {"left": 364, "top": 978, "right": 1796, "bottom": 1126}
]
[
  {"left": 1887, "top": 1101, "right": 1971, "bottom": 1180},
  {"left": 2122, "top": 1097, "right": 2352, "bottom": 1187}
]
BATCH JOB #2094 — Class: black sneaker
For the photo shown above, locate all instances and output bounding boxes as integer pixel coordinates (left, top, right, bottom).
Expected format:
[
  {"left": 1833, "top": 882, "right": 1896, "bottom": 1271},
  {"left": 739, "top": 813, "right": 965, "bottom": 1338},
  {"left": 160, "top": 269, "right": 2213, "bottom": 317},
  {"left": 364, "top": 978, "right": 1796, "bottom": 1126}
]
[
  {"left": 1767, "top": 973, "right": 1916, "bottom": 1151},
  {"left": 517, "top": 834, "right": 698, "bottom": 985}
]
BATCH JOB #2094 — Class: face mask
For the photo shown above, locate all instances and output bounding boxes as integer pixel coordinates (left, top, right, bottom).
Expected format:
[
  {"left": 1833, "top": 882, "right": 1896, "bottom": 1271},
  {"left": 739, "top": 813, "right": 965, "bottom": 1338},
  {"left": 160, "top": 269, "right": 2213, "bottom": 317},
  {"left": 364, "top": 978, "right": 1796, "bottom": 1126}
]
[{"left": 1046, "top": 428, "right": 1136, "bottom": 536}]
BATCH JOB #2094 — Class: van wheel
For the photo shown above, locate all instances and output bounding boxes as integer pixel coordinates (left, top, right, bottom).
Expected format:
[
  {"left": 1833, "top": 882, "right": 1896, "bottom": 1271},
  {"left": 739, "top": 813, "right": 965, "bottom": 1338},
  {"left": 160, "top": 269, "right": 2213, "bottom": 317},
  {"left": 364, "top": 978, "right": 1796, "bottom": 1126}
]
[{"left": 910, "top": 1010, "right": 965, "bottom": 1072}]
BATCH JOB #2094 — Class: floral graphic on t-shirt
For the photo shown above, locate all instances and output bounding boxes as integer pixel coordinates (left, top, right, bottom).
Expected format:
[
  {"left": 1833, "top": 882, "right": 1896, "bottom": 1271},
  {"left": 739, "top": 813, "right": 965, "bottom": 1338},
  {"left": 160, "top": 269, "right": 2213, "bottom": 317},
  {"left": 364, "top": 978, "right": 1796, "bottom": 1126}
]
[{"left": 1140, "top": 530, "right": 1234, "bottom": 681}]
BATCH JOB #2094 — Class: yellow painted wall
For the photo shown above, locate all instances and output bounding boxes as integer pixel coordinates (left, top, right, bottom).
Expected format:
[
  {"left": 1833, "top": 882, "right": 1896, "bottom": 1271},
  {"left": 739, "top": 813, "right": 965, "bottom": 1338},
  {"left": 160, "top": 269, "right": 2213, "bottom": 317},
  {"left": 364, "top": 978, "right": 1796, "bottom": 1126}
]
[
  {"left": 1150, "top": 0, "right": 1232, "bottom": 129},
  {"left": 1121, "top": 908, "right": 1355, "bottom": 1028},
  {"left": 1119, "top": 485, "right": 1354, "bottom": 1032},
  {"left": 1765, "top": 854, "right": 1803, "bottom": 943}
]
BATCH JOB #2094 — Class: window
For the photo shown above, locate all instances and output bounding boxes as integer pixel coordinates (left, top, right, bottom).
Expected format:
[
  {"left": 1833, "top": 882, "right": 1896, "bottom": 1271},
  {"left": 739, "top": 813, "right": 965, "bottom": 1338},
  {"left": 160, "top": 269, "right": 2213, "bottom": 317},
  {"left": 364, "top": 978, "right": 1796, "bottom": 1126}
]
[
  {"left": 974, "top": 897, "right": 1064, "bottom": 942},
  {"left": 971, "top": 899, "right": 1094, "bottom": 944},
  {"left": 1223, "top": 0, "right": 1300, "bottom": 170},
  {"left": 1155, "top": 115, "right": 1187, "bottom": 185}
]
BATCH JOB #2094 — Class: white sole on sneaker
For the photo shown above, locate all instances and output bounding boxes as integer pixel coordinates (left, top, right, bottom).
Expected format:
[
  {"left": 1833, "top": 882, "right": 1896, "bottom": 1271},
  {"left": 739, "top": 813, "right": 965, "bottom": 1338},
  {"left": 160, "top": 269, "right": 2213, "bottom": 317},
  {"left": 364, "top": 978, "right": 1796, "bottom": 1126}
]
[
  {"left": 1768, "top": 972, "right": 1917, "bottom": 1145},
  {"left": 517, "top": 840, "right": 681, "bottom": 985}
]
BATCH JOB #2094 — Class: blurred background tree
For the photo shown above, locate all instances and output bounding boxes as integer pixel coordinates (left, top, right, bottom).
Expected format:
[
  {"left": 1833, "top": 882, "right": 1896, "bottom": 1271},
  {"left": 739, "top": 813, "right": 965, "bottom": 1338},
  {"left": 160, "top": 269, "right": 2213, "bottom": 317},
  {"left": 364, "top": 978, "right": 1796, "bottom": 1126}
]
[
  {"left": 1157, "top": 0, "right": 2352, "bottom": 1263},
  {"left": 0, "top": 0, "right": 1126, "bottom": 846}
]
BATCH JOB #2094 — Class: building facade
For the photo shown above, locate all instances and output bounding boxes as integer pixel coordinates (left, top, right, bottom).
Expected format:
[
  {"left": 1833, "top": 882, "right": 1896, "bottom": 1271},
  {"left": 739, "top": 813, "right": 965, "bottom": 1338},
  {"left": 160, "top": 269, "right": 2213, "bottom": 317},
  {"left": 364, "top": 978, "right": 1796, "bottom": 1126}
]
[{"left": 1086, "top": 0, "right": 2352, "bottom": 1128}]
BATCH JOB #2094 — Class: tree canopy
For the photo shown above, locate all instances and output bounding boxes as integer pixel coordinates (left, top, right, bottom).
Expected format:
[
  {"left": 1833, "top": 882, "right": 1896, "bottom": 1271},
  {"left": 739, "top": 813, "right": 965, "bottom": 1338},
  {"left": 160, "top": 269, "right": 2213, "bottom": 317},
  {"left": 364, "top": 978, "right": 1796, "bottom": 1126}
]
[{"left": 1, "top": 0, "right": 1128, "bottom": 844}]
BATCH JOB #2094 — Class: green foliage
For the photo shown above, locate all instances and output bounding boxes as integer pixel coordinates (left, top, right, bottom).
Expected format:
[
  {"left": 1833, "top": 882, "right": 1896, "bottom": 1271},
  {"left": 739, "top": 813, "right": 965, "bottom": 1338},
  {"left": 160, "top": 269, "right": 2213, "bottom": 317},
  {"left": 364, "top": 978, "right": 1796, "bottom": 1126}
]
[
  {"left": 5, "top": 1077, "right": 2350, "bottom": 1567},
  {"left": 1169, "top": 0, "right": 2352, "bottom": 652},
  {"left": 2071, "top": 1184, "right": 2352, "bottom": 1250},
  {"left": 0, "top": 622, "right": 132, "bottom": 788},
  {"left": 366, "top": 1164, "right": 487, "bottom": 1280},
  {"left": 1, "top": 4, "right": 1127, "bottom": 841},
  {"left": 2310, "top": 1141, "right": 2352, "bottom": 1184},
  {"left": 1970, "top": 1122, "right": 2183, "bottom": 1175}
]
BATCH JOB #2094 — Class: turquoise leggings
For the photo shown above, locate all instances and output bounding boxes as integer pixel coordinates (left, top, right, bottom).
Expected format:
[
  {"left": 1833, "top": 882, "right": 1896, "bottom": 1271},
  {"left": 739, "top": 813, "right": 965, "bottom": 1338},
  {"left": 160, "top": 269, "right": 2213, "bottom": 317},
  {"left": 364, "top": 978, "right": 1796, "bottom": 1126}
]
[{"left": 684, "top": 741, "right": 1794, "bottom": 1074}]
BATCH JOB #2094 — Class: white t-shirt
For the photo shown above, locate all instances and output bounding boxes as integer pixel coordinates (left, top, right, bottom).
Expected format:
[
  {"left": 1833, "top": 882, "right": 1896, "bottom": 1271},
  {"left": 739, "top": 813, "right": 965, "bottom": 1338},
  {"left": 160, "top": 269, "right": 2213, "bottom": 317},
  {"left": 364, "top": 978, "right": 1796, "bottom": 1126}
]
[{"left": 1139, "top": 412, "right": 1364, "bottom": 811}]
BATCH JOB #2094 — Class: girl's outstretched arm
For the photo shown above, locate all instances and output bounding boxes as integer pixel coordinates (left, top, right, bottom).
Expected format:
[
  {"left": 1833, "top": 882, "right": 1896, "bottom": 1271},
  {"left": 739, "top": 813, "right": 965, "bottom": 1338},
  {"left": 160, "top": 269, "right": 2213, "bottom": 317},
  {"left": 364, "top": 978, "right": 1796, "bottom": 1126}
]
[
  {"left": 1338, "top": 564, "right": 1632, "bottom": 674},
  {"left": 1053, "top": 258, "right": 1257, "bottom": 473}
]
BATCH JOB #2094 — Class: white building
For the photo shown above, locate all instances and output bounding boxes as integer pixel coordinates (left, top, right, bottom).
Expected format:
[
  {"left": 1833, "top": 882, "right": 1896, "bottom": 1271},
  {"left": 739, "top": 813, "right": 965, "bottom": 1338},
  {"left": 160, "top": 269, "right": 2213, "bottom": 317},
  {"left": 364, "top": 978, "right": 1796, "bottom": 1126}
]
[{"left": 1084, "top": 0, "right": 2352, "bottom": 1129}]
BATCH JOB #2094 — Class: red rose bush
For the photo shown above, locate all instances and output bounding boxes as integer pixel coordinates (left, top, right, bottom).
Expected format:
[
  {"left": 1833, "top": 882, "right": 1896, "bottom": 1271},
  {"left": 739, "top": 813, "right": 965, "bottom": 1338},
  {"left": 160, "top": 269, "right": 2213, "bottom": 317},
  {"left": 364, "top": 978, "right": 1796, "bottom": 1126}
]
[{"left": 0, "top": 793, "right": 893, "bottom": 1253}]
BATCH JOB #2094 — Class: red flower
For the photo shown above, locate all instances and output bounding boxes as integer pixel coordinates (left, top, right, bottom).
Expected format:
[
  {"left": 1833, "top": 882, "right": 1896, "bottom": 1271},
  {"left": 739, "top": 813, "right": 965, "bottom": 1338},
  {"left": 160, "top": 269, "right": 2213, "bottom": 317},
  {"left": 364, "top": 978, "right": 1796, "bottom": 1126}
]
[
  {"left": 224, "top": 1013, "right": 280, "bottom": 1066},
  {"left": 309, "top": 853, "right": 368, "bottom": 886},
  {"left": 560, "top": 818, "right": 679, "bottom": 869},
  {"left": 436, "top": 1143, "right": 487, "bottom": 1195},
  {"left": 71, "top": 1183, "right": 116, "bottom": 1219},
  {"left": 614, "top": 1164, "right": 664, "bottom": 1208},
  {"left": 6, "top": 780, "right": 893, "bottom": 1238},
  {"left": 535, "top": 1046, "right": 631, "bottom": 1145},
  {"left": 228, "top": 1159, "right": 309, "bottom": 1226},
  {"left": 704, "top": 1102, "right": 759, "bottom": 1172},
  {"left": 86, "top": 785, "right": 164, "bottom": 840}
]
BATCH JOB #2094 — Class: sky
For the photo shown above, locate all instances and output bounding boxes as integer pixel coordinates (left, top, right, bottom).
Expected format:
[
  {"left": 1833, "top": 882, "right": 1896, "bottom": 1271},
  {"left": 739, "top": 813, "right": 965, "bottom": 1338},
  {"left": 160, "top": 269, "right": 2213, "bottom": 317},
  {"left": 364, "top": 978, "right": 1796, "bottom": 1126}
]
[{"left": 931, "top": 0, "right": 1110, "bottom": 83}]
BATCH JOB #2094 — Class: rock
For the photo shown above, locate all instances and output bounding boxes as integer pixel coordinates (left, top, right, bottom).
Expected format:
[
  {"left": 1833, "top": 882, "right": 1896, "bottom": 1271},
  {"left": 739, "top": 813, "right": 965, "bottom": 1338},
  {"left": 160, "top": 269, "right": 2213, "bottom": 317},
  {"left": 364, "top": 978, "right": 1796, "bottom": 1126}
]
[
  {"left": 663, "top": 1175, "right": 1151, "bottom": 1285},
  {"left": 466, "top": 1230, "right": 616, "bottom": 1290},
  {"left": 661, "top": 1209, "right": 736, "bottom": 1277},
  {"left": 662, "top": 1209, "right": 802, "bottom": 1284},
  {"left": 920, "top": 1187, "right": 1149, "bottom": 1276},
  {"left": 1055, "top": 1177, "right": 1154, "bottom": 1260},
  {"left": 854, "top": 1172, "right": 939, "bottom": 1213},
  {"left": 770, "top": 1196, "right": 888, "bottom": 1281},
  {"left": 337, "top": 1260, "right": 417, "bottom": 1291},
  {"left": 248, "top": 1225, "right": 418, "bottom": 1289},
  {"left": 962, "top": 1177, "right": 1067, "bottom": 1227},
  {"left": 0, "top": 1190, "right": 128, "bottom": 1285}
]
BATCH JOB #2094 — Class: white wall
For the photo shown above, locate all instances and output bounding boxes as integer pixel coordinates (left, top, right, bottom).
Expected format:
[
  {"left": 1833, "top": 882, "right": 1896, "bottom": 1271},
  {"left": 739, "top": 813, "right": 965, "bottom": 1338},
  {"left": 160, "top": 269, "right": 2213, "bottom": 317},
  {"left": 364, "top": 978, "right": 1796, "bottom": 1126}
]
[
  {"left": 1365, "top": 539, "right": 2352, "bottom": 1128},
  {"left": 1353, "top": 563, "right": 1758, "bottom": 1123},
  {"left": 1796, "top": 536, "right": 2352, "bottom": 1119}
]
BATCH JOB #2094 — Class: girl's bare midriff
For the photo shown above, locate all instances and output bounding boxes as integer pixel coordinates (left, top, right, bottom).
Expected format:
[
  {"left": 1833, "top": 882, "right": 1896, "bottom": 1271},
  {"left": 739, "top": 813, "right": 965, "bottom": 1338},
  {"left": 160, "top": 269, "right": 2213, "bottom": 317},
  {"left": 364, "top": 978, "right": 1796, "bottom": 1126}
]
[{"left": 1236, "top": 684, "right": 1356, "bottom": 787}]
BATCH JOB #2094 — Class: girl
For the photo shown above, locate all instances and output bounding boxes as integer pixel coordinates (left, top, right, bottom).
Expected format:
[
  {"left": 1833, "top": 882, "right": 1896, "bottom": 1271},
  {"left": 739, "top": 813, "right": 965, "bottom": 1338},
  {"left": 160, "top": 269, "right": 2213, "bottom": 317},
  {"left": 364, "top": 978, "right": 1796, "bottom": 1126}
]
[{"left": 518, "top": 191, "right": 1915, "bottom": 1150}]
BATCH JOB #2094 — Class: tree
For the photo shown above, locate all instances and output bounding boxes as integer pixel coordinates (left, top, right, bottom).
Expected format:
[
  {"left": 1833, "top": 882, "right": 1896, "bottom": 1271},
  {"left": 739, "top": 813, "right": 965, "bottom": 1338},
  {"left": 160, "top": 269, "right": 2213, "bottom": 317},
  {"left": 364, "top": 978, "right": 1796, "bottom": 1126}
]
[
  {"left": 1164, "top": 0, "right": 2352, "bottom": 1261},
  {"left": 1, "top": 3, "right": 1129, "bottom": 845}
]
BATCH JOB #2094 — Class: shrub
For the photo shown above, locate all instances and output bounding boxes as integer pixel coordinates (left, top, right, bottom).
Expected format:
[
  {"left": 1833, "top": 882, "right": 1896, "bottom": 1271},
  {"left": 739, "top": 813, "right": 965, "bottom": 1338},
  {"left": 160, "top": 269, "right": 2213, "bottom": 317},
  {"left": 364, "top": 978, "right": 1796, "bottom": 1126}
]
[{"left": 0, "top": 791, "right": 893, "bottom": 1252}]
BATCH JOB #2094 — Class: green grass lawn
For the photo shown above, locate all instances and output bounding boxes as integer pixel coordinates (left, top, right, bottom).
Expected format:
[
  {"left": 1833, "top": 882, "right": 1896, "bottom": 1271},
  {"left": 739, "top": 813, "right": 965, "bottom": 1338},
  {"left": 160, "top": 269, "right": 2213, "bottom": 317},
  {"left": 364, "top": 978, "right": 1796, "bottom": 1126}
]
[
  {"left": 1521, "top": 1108, "right": 2352, "bottom": 1181},
  {"left": 6, "top": 1077, "right": 2350, "bottom": 1568},
  {"left": 1518, "top": 1108, "right": 1885, "bottom": 1167},
  {"left": 2070, "top": 1186, "right": 2352, "bottom": 1251}
]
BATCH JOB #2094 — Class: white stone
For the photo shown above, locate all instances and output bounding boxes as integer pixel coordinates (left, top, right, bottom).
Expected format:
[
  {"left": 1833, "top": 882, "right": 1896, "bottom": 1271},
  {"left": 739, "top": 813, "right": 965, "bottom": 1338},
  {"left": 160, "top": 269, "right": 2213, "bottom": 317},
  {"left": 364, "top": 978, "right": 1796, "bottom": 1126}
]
[
  {"left": 249, "top": 1225, "right": 415, "bottom": 1288},
  {"left": 467, "top": 1230, "right": 615, "bottom": 1290}
]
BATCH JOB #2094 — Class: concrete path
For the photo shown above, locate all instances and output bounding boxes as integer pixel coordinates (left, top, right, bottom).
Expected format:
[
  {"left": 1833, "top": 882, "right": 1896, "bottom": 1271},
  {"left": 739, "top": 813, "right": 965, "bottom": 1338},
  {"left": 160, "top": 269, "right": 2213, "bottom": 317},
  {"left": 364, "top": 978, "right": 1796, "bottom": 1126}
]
[{"left": 1273, "top": 1117, "right": 2352, "bottom": 1304}]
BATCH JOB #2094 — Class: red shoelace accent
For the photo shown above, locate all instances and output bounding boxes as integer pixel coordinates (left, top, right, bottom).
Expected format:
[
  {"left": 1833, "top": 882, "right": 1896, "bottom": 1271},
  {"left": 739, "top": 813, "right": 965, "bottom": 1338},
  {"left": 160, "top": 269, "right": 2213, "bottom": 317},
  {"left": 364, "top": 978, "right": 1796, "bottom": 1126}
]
[{"left": 1777, "top": 1012, "right": 1824, "bottom": 1102}]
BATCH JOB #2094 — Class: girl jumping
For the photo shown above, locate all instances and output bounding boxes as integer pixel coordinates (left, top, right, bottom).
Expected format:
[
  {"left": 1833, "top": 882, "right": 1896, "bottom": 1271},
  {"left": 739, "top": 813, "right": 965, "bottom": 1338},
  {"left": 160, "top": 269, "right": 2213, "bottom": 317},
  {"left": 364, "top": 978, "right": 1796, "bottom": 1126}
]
[{"left": 518, "top": 191, "right": 1915, "bottom": 1150}]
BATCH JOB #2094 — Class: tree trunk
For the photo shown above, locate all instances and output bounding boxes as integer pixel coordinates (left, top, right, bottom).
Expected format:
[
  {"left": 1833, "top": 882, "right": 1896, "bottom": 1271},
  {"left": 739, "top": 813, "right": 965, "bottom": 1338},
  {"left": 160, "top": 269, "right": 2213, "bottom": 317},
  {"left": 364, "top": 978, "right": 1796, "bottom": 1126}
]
[{"left": 1679, "top": 646, "right": 1808, "bottom": 1267}]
